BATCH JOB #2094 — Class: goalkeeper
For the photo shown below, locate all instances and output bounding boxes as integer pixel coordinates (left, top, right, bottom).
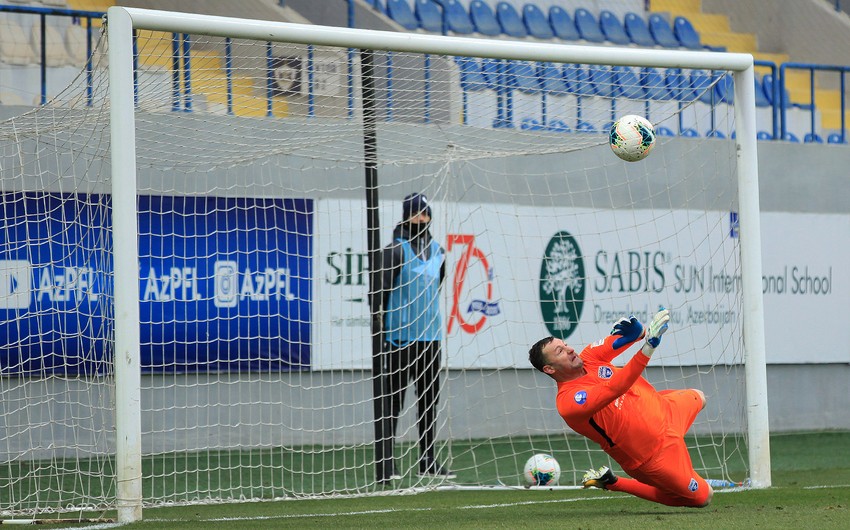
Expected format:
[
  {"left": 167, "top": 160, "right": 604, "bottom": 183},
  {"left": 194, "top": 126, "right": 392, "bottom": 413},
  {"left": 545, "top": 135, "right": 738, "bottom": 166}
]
[{"left": 528, "top": 309, "right": 713, "bottom": 507}]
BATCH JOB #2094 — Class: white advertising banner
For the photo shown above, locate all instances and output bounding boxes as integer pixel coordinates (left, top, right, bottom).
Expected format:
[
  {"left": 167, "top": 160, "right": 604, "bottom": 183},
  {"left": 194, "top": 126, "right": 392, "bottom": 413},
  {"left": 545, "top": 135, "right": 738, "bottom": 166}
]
[{"left": 314, "top": 199, "right": 849, "bottom": 369}]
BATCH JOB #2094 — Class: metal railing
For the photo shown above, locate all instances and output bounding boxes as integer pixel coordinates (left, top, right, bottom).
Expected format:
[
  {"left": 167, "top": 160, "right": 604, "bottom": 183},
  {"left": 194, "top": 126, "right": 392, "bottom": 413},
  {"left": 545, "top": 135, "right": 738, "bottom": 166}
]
[{"left": 779, "top": 62, "right": 848, "bottom": 144}]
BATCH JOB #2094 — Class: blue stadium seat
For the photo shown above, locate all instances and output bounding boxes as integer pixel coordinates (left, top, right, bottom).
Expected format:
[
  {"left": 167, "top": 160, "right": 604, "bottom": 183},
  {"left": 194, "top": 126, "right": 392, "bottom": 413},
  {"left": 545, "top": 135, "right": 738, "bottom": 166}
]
[
  {"left": 614, "top": 66, "right": 644, "bottom": 99},
  {"left": 599, "top": 10, "right": 630, "bottom": 46},
  {"left": 509, "top": 61, "right": 540, "bottom": 93},
  {"left": 690, "top": 70, "right": 714, "bottom": 104},
  {"left": 665, "top": 68, "right": 694, "bottom": 101},
  {"left": 756, "top": 130, "right": 773, "bottom": 141},
  {"left": 386, "top": 0, "right": 419, "bottom": 30},
  {"left": 681, "top": 128, "right": 700, "bottom": 137},
  {"left": 714, "top": 74, "right": 734, "bottom": 103},
  {"left": 589, "top": 65, "right": 617, "bottom": 98},
  {"left": 539, "top": 62, "right": 567, "bottom": 95},
  {"left": 480, "top": 58, "right": 504, "bottom": 89},
  {"left": 455, "top": 56, "right": 488, "bottom": 91},
  {"left": 706, "top": 129, "right": 726, "bottom": 138},
  {"left": 521, "top": 118, "right": 544, "bottom": 130},
  {"left": 656, "top": 126, "right": 675, "bottom": 137},
  {"left": 804, "top": 132, "right": 824, "bottom": 143},
  {"left": 434, "top": 0, "right": 475, "bottom": 34},
  {"left": 673, "top": 16, "right": 702, "bottom": 50},
  {"left": 641, "top": 67, "right": 670, "bottom": 100},
  {"left": 469, "top": 0, "right": 501, "bottom": 36},
  {"left": 754, "top": 75, "right": 770, "bottom": 107},
  {"left": 624, "top": 12, "right": 655, "bottom": 47},
  {"left": 415, "top": 0, "right": 443, "bottom": 33},
  {"left": 549, "top": 6, "right": 579, "bottom": 41},
  {"left": 761, "top": 74, "right": 786, "bottom": 107},
  {"left": 496, "top": 2, "right": 528, "bottom": 38},
  {"left": 784, "top": 131, "right": 801, "bottom": 142},
  {"left": 548, "top": 119, "right": 571, "bottom": 132},
  {"left": 523, "top": 4, "right": 554, "bottom": 39},
  {"left": 576, "top": 121, "right": 597, "bottom": 133},
  {"left": 827, "top": 132, "right": 846, "bottom": 144},
  {"left": 571, "top": 65, "right": 596, "bottom": 97},
  {"left": 561, "top": 63, "right": 578, "bottom": 93},
  {"left": 648, "top": 14, "right": 680, "bottom": 48},
  {"left": 574, "top": 8, "right": 605, "bottom": 43}
]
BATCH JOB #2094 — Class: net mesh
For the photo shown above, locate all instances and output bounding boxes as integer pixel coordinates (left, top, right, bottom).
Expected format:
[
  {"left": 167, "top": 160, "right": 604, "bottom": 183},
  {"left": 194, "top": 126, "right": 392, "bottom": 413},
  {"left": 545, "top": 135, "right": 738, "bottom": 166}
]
[{"left": 0, "top": 24, "right": 751, "bottom": 516}]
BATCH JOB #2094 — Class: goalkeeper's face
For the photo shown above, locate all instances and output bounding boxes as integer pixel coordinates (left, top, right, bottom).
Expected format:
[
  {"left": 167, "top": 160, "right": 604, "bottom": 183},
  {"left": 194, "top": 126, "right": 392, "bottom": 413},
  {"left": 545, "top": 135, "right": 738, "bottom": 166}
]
[{"left": 542, "top": 338, "right": 584, "bottom": 381}]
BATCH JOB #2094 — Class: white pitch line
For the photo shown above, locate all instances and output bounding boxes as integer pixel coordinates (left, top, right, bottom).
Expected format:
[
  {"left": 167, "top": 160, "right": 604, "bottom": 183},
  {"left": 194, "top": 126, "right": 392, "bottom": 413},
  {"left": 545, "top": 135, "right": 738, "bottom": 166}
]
[{"left": 803, "top": 484, "right": 850, "bottom": 489}]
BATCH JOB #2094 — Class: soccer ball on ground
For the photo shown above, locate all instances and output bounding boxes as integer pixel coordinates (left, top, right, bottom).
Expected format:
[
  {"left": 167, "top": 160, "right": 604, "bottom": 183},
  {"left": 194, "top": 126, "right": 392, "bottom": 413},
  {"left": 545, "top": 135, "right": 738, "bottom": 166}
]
[
  {"left": 608, "top": 114, "right": 656, "bottom": 162},
  {"left": 523, "top": 453, "right": 561, "bottom": 486}
]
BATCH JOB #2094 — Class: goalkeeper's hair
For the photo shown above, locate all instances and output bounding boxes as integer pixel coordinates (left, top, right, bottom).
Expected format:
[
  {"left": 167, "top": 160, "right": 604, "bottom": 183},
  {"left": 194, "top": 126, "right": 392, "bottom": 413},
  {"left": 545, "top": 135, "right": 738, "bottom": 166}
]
[{"left": 528, "top": 336, "right": 555, "bottom": 372}]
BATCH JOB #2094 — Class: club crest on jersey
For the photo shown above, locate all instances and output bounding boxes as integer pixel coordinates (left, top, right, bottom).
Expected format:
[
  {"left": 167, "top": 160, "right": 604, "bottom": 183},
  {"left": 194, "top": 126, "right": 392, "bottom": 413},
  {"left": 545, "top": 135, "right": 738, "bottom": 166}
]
[
  {"left": 688, "top": 478, "right": 699, "bottom": 492},
  {"left": 597, "top": 366, "right": 613, "bottom": 379},
  {"left": 574, "top": 390, "right": 587, "bottom": 405}
]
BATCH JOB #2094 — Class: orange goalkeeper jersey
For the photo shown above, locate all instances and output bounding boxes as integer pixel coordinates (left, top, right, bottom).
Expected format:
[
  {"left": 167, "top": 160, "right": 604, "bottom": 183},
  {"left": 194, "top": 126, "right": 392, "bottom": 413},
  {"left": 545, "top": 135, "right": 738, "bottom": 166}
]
[{"left": 555, "top": 334, "right": 667, "bottom": 470}]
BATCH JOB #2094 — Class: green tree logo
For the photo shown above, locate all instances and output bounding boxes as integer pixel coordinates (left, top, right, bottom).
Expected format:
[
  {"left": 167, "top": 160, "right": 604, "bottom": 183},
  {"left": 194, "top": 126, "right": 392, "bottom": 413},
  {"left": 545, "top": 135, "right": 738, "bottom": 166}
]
[{"left": 539, "top": 231, "right": 585, "bottom": 339}]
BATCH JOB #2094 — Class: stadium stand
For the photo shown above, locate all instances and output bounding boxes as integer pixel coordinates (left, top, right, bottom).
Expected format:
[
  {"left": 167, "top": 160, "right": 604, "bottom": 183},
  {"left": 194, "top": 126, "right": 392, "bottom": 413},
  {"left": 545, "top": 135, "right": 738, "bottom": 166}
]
[
  {"left": 495, "top": 2, "right": 526, "bottom": 38},
  {"left": 469, "top": 0, "right": 501, "bottom": 36},
  {"left": 508, "top": 61, "right": 539, "bottom": 93},
  {"left": 599, "top": 10, "right": 630, "bottom": 46},
  {"left": 641, "top": 67, "right": 670, "bottom": 101},
  {"left": 623, "top": 12, "right": 655, "bottom": 47},
  {"left": 538, "top": 62, "right": 566, "bottom": 95},
  {"left": 521, "top": 4, "right": 553, "bottom": 40},
  {"left": 648, "top": 13, "right": 680, "bottom": 48},
  {"left": 689, "top": 69, "right": 714, "bottom": 104},
  {"left": 386, "top": 0, "right": 419, "bottom": 31},
  {"left": 30, "top": 22, "right": 72, "bottom": 66},
  {"left": 414, "top": 0, "right": 443, "bottom": 33},
  {"left": 548, "top": 6, "right": 579, "bottom": 41},
  {"left": 672, "top": 16, "right": 702, "bottom": 50},
  {"left": 455, "top": 56, "right": 488, "bottom": 92},
  {"left": 574, "top": 7, "right": 605, "bottom": 44}
]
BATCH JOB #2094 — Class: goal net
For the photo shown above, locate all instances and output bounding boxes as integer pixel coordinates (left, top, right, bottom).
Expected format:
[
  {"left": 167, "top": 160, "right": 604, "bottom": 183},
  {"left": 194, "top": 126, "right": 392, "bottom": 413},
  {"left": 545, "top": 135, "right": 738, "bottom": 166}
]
[{"left": 0, "top": 7, "right": 768, "bottom": 521}]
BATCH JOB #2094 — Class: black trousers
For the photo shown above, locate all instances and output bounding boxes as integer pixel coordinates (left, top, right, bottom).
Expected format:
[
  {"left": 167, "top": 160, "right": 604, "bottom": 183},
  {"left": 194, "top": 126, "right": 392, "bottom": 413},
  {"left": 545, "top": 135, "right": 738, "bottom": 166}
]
[{"left": 385, "top": 340, "right": 442, "bottom": 461}]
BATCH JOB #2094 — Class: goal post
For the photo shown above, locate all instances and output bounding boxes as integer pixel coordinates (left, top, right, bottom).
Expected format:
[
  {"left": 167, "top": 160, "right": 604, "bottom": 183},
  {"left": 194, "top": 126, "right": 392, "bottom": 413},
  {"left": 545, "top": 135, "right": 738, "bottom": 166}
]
[{"left": 0, "top": 5, "right": 770, "bottom": 523}]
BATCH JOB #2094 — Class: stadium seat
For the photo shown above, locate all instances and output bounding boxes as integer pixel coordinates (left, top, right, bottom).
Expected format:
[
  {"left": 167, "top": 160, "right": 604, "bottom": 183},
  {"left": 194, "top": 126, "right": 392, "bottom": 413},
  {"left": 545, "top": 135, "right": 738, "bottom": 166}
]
[
  {"left": 706, "top": 129, "right": 726, "bottom": 138},
  {"left": 469, "top": 0, "right": 501, "bottom": 36},
  {"left": 690, "top": 70, "right": 715, "bottom": 104},
  {"left": 648, "top": 14, "right": 680, "bottom": 48},
  {"left": 681, "top": 128, "right": 700, "bottom": 137},
  {"left": 714, "top": 74, "right": 734, "bottom": 103},
  {"left": 539, "top": 62, "right": 567, "bottom": 95},
  {"left": 614, "top": 66, "right": 644, "bottom": 99},
  {"left": 673, "top": 16, "right": 702, "bottom": 50},
  {"left": 433, "top": 0, "right": 475, "bottom": 34},
  {"left": 589, "top": 65, "right": 617, "bottom": 98},
  {"left": 496, "top": 2, "right": 527, "bottom": 38},
  {"left": 756, "top": 130, "right": 773, "bottom": 141},
  {"left": 784, "top": 131, "right": 801, "bottom": 142},
  {"left": 827, "top": 132, "right": 846, "bottom": 144},
  {"left": 761, "top": 74, "right": 789, "bottom": 108},
  {"left": 599, "top": 10, "right": 630, "bottom": 46},
  {"left": 624, "top": 12, "right": 655, "bottom": 47},
  {"left": 656, "top": 126, "right": 675, "bottom": 137},
  {"left": 455, "top": 56, "right": 488, "bottom": 91},
  {"left": 549, "top": 6, "right": 580, "bottom": 41},
  {"left": 521, "top": 118, "right": 544, "bottom": 130},
  {"left": 415, "top": 0, "right": 444, "bottom": 33},
  {"left": 523, "top": 4, "right": 554, "bottom": 40},
  {"left": 509, "top": 61, "right": 540, "bottom": 93},
  {"left": 804, "top": 132, "right": 824, "bottom": 143},
  {"left": 386, "top": 0, "right": 420, "bottom": 30},
  {"left": 753, "top": 76, "right": 770, "bottom": 107},
  {"left": 641, "top": 67, "right": 670, "bottom": 100},
  {"left": 571, "top": 65, "right": 596, "bottom": 97},
  {"left": 576, "top": 121, "right": 597, "bottom": 133},
  {"left": 665, "top": 68, "right": 693, "bottom": 101},
  {"left": 479, "top": 58, "right": 504, "bottom": 90},
  {"left": 574, "top": 8, "right": 605, "bottom": 44},
  {"left": 548, "top": 119, "right": 571, "bottom": 132}
]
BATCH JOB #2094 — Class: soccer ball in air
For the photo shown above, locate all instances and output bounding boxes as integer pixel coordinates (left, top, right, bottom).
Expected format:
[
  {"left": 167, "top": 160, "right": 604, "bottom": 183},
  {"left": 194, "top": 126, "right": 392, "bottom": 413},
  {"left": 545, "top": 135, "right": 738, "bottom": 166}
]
[
  {"left": 523, "top": 453, "right": 561, "bottom": 486},
  {"left": 608, "top": 114, "right": 656, "bottom": 162}
]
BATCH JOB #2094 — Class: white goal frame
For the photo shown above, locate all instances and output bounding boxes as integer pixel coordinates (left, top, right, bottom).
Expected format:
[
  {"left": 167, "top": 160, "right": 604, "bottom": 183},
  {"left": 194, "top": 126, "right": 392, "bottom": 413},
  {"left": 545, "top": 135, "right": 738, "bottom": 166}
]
[{"left": 105, "top": 6, "right": 770, "bottom": 523}]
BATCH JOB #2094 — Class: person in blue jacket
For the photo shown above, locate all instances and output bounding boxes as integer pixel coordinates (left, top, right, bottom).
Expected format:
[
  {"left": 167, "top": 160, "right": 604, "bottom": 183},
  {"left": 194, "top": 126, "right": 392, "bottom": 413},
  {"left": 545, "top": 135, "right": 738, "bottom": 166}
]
[{"left": 370, "top": 192, "right": 454, "bottom": 482}]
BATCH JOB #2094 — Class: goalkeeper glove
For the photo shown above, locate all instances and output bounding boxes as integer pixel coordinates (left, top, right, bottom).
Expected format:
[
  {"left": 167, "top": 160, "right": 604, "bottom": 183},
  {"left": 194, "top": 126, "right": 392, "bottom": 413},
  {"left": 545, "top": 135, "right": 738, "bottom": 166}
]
[
  {"left": 641, "top": 308, "right": 670, "bottom": 357},
  {"left": 610, "top": 316, "right": 643, "bottom": 349}
]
